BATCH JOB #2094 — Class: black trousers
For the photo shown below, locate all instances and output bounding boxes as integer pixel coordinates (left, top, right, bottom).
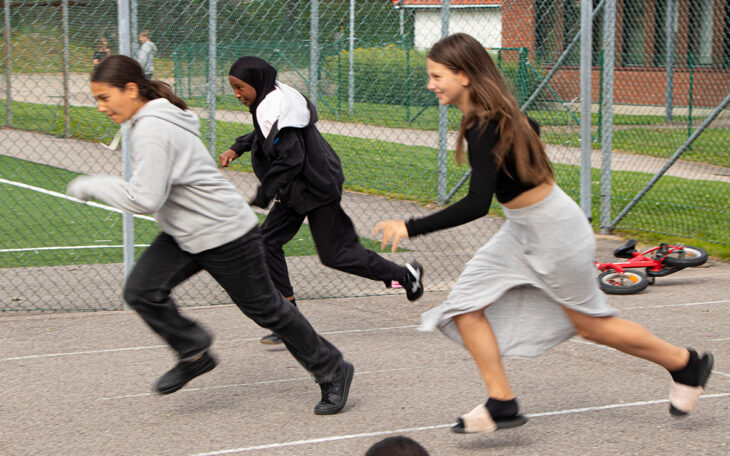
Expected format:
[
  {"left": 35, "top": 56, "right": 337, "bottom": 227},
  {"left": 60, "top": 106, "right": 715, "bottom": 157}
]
[
  {"left": 123, "top": 228, "right": 343, "bottom": 382},
  {"left": 261, "top": 199, "right": 408, "bottom": 298}
]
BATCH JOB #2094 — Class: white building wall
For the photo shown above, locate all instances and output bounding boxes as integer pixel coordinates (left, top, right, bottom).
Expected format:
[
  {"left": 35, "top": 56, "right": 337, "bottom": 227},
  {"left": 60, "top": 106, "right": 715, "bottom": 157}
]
[{"left": 413, "top": 8, "right": 502, "bottom": 50}]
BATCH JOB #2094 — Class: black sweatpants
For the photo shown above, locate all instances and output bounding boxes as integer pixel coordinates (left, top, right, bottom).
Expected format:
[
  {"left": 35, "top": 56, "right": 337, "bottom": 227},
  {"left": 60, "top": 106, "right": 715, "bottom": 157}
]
[
  {"left": 261, "top": 199, "right": 408, "bottom": 298},
  {"left": 123, "top": 228, "right": 344, "bottom": 382}
]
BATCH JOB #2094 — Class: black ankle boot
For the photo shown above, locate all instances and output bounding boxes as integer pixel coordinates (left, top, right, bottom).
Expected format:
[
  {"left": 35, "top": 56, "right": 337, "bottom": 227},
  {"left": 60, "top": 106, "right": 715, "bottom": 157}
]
[{"left": 155, "top": 351, "right": 217, "bottom": 394}]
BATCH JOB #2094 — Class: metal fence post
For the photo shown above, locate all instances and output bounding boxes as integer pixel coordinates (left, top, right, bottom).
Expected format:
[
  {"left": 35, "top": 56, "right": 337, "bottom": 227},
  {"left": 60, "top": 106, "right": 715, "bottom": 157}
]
[
  {"left": 208, "top": 0, "right": 217, "bottom": 156},
  {"left": 579, "top": 0, "right": 593, "bottom": 221},
  {"left": 600, "top": 0, "right": 616, "bottom": 234},
  {"left": 117, "top": 0, "right": 135, "bottom": 280},
  {"left": 348, "top": 0, "right": 355, "bottom": 113},
  {"left": 309, "top": 0, "right": 319, "bottom": 107},
  {"left": 665, "top": 0, "right": 677, "bottom": 122},
  {"left": 62, "top": 0, "right": 70, "bottom": 138},
  {"left": 3, "top": 0, "right": 10, "bottom": 127},
  {"left": 437, "top": 0, "right": 450, "bottom": 205},
  {"left": 131, "top": 0, "right": 138, "bottom": 58}
]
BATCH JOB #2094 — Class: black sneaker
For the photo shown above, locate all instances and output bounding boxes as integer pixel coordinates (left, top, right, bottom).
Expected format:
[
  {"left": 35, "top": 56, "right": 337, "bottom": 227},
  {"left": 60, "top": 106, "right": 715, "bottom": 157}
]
[
  {"left": 260, "top": 333, "right": 284, "bottom": 345},
  {"left": 401, "top": 261, "right": 424, "bottom": 301},
  {"left": 155, "top": 351, "right": 217, "bottom": 395},
  {"left": 314, "top": 361, "right": 354, "bottom": 415}
]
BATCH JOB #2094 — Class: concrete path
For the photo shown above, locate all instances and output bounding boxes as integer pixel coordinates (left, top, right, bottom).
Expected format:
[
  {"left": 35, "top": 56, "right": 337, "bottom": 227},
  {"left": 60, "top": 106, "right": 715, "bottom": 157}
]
[{"left": 2, "top": 72, "right": 728, "bottom": 183}]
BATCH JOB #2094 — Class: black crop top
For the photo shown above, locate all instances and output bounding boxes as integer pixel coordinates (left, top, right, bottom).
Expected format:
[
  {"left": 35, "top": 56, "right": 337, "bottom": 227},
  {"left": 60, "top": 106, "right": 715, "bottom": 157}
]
[{"left": 405, "top": 119, "right": 539, "bottom": 237}]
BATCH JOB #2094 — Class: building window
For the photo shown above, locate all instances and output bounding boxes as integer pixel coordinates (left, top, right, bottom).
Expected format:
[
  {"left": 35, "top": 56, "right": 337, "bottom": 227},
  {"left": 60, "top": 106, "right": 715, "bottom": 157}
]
[
  {"left": 653, "top": 0, "right": 668, "bottom": 67},
  {"left": 535, "top": 0, "right": 559, "bottom": 64},
  {"left": 535, "top": 0, "right": 603, "bottom": 65},
  {"left": 621, "top": 0, "right": 645, "bottom": 66},
  {"left": 688, "top": 0, "right": 714, "bottom": 66}
]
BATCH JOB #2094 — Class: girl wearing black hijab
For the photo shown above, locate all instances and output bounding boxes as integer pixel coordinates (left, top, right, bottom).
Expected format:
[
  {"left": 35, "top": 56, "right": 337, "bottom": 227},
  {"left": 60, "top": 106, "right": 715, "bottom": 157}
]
[{"left": 221, "top": 56, "right": 424, "bottom": 345}]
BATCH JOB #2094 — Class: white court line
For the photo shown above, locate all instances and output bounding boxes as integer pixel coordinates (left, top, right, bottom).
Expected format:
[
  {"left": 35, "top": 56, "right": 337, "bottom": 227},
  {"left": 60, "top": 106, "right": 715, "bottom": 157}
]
[
  {"left": 622, "top": 300, "right": 729, "bottom": 310},
  {"left": 569, "top": 338, "right": 617, "bottom": 352},
  {"left": 189, "top": 393, "right": 730, "bottom": 456},
  {"left": 0, "top": 244, "right": 150, "bottom": 253},
  {"left": 0, "top": 177, "right": 155, "bottom": 221},
  {"left": 97, "top": 367, "right": 416, "bottom": 401},
  {"left": 1, "top": 344, "right": 168, "bottom": 361},
  {"left": 0, "top": 325, "right": 418, "bottom": 362}
]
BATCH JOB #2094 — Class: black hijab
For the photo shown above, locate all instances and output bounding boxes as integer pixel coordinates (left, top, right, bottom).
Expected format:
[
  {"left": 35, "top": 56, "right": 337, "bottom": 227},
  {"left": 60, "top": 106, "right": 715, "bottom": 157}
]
[{"left": 228, "top": 56, "right": 277, "bottom": 113}]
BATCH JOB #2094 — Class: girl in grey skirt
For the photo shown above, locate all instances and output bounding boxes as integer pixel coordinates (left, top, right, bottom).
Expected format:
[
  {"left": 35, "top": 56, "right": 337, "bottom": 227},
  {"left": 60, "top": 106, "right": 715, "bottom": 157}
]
[{"left": 373, "top": 33, "right": 713, "bottom": 434}]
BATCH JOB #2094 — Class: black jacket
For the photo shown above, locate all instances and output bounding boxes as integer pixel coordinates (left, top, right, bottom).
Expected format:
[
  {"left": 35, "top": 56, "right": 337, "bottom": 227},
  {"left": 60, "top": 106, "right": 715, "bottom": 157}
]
[{"left": 230, "top": 91, "right": 345, "bottom": 214}]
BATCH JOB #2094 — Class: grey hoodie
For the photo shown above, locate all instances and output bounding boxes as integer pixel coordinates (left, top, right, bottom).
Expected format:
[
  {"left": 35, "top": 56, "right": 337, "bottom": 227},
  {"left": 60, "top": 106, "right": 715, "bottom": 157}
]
[{"left": 68, "top": 98, "right": 258, "bottom": 253}]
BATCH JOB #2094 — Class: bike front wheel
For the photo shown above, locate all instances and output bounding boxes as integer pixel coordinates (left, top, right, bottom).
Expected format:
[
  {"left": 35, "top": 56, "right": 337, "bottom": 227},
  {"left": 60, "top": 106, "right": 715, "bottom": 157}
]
[
  {"left": 598, "top": 270, "right": 649, "bottom": 295},
  {"left": 663, "top": 246, "right": 708, "bottom": 268}
]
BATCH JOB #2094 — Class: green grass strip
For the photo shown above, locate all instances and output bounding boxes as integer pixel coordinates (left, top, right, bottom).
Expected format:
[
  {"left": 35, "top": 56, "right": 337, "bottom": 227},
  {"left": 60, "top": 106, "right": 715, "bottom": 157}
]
[
  {"left": 1, "top": 100, "right": 727, "bottom": 259},
  {"left": 0, "top": 154, "right": 389, "bottom": 268}
]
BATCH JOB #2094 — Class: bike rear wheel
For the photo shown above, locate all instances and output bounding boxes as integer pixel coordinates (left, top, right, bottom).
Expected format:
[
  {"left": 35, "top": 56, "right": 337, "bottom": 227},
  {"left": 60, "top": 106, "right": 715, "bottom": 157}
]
[
  {"left": 598, "top": 270, "right": 649, "bottom": 295},
  {"left": 663, "top": 246, "right": 707, "bottom": 268}
]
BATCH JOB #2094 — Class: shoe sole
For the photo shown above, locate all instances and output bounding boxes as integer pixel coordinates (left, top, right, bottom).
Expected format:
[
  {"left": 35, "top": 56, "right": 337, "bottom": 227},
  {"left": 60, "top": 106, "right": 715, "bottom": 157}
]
[
  {"left": 156, "top": 358, "right": 217, "bottom": 395},
  {"left": 451, "top": 415, "right": 528, "bottom": 434},
  {"left": 669, "top": 352, "right": 714, "bottom": 416},
  {"left": 406, "top": 262, "right": 424, "bottom": 301},
  {"left": 314, "top": 362, "right": 355, "bottom": 415},
  {"left": 260, "top": 337, "right": 284, "bottom": 345}
]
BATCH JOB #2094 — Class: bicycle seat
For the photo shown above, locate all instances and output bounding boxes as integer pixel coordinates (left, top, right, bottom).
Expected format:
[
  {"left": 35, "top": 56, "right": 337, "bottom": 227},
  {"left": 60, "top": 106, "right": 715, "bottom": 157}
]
[{"left": 614, "top": 239, "right": 637, "bottom": 258}]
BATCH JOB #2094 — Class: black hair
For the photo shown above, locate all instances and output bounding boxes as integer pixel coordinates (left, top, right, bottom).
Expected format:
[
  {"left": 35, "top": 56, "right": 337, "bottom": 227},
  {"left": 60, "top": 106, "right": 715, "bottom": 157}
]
[
  {"left": 365, "top": 436, "right": 430, "bottom": 456},
  {"left": 91, "top": 55, "right": 187, "bottom": 111}
]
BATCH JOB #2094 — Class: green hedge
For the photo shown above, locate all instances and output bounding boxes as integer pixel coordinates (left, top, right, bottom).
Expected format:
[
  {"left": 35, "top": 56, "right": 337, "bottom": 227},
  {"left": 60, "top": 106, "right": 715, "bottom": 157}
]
[
  {"left": 323, "top": 45, "right": 546, "bottom": 108},
  {"left": 323, "top": 44, "right": 435, "bottom": 107}
]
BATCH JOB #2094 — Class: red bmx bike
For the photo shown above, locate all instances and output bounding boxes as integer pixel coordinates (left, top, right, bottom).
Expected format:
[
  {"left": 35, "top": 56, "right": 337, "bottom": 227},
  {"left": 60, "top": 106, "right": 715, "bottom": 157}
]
[{"left": 595, "top": 239, "right": 708, "bottom": 295}]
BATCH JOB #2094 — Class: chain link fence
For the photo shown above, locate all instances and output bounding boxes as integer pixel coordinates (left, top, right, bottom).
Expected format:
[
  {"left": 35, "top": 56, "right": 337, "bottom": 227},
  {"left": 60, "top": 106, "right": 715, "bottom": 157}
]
[{"left": 2, "top": 0, "right": 728, "bottom": 313}]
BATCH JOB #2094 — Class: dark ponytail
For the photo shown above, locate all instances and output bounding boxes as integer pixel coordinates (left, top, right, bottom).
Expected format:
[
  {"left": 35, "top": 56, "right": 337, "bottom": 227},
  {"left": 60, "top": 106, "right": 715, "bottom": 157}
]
[{"left": 91, "top": 54, "right": 188, "bottom": 111}]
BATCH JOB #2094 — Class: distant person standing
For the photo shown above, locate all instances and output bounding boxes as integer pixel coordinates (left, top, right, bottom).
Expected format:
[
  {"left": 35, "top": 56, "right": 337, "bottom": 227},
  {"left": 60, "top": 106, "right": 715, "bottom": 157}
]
[
  {"left": 136, "top": 30, "right": 157, "bottom": 79},
  {"left": 92, "top": 37, "right": 110, "bottom": 68}
]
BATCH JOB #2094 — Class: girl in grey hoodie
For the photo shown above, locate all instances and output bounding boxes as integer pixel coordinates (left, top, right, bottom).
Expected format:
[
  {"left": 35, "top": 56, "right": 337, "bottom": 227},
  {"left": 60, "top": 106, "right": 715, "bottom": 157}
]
[{"left": 66, "top": 55, "right": 353, "bottom": 415}]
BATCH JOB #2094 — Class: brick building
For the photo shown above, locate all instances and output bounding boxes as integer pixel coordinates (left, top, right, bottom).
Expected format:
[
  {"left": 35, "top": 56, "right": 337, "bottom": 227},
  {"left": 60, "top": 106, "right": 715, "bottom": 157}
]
[{"left": 395, "top": 0, "right": 730, "bottom": 107}]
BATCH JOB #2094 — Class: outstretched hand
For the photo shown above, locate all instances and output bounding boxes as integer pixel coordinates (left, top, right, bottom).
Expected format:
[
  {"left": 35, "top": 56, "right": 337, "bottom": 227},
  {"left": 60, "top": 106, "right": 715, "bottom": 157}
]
[
  {"left": 219, "top": 149, "right": 237, "bottom": 167},
  {"left": 66, "top": 176, "right": 92, "bottom": 202},
  {"left": 372, "top": 220, "right": 408, "bottom": 253}
]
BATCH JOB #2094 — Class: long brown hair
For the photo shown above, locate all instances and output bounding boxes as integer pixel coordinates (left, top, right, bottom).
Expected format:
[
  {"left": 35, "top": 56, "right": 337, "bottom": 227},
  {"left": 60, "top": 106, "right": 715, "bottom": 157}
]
[
  {"left": 428, "top": 33, "right": 552, "bottom": 185},
  {"left": 91, "top": 55, "right": 187, "bottom": 111}
]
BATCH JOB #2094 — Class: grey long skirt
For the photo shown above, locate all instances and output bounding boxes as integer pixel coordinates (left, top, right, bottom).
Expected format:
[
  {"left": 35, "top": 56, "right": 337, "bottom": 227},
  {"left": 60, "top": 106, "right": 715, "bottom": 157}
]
[{"left": 419, "top": 184, "right": 617, "bottom": 358}]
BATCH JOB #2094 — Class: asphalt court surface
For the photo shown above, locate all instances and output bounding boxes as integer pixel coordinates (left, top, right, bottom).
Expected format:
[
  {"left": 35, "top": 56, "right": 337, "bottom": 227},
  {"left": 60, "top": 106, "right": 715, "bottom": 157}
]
[{"left": 2, "top": 242, "right": 729, "bottom": 456}]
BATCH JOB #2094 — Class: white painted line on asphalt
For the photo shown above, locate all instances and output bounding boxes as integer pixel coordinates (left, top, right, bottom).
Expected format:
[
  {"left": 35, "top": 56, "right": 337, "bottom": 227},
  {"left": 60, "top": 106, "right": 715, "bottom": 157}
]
[
  {"left": 0, "top": 177, "right": 155, "bottom": 221},
  {"left": 569, "top": 338, "right": 617, "bottom": 352},
  {"left": 191, "top": 425, "right": 451, "bottom": 456},
  {"left": 189, "top": 393, "right": 730, "bottom": 456},
  {"left": 709, "top": 337, "right": 730, "bottom": 341},
  {"left": 96, "top": 367, "right": 418, "bottom": 401},
  {"left": 0, "top": 244, "right": 150, "bottom": 253},
  {"left": 712, "top": 370, "right": 730, "bottom": 379},
  {"left": 526, "top": 393, "right": 730, "bottom": 417},
  {"left": 0, "top": 344, "right": 168, "bottom": 361},
  {"left": 0, "top": 326, "right": 419, "bottom": 362},
  {"left": 622, "top": 300, "right": 729, "bottom": 310}
]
